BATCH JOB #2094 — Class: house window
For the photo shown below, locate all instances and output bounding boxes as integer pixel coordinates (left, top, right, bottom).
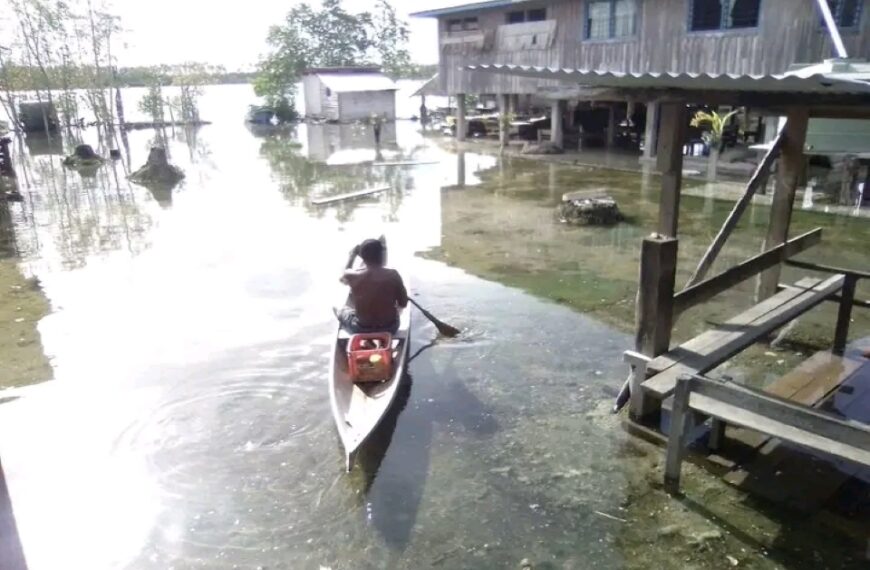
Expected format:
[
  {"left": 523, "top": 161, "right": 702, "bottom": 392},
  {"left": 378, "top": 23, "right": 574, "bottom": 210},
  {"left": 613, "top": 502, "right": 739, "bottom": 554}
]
[
  {"left": 586, "top": 0, "right": 637, "bottom": 40},
  {"left": 325, "top": 87, "right": 332, "bottom": 97},
  {"left": 506, "top": 8, "right": 547, "bottom": 24},
  {"left": 447, "top": 17, "right": 479, "bottom": 33},
  {"left": 463, "top": 17, "right": 480, "bottom": 31},
  {"left": 689, "top": 0, "right": 760, "bottom": 32},
  {"left": 527, "top": 8, "right": 547, "bottom": 21},
  {"left": 821, "top": 0, "right": 863, "bottom": 28}
]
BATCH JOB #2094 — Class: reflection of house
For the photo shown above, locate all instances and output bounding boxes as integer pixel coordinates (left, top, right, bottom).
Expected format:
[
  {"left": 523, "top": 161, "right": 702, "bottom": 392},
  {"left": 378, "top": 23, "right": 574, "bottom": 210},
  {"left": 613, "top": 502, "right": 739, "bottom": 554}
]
[
  {"left": 302, "top": 68, "right": 398, "bottom": 122},
  {"left": 303, "top": 123, "right": 397, "bottom": 163}
]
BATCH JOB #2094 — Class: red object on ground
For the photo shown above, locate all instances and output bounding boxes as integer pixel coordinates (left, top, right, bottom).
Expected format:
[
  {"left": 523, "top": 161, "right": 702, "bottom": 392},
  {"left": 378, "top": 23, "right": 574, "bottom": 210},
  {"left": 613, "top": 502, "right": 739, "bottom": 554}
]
[{"left": 347, "top": 333, "right": 393, "bottom": 382}]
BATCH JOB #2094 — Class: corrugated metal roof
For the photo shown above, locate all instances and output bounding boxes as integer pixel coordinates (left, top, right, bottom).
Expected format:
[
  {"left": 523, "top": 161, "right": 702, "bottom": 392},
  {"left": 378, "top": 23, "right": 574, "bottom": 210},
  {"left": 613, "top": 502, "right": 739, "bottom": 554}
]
[
  {"left": 317, "top": 72, "right": 398, "bottom": 93},
  {"left": 412, "top": 0, "right": 543, "bottom": 18},
  {"left": 465, "top": 63, "right": 870, "bottom": 95}
]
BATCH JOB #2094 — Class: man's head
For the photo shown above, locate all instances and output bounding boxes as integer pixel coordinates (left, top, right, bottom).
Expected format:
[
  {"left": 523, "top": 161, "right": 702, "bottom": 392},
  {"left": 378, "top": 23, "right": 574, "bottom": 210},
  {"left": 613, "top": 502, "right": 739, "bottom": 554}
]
[{"left": 359, "top": 238, "right": 384, "bottom": 266}]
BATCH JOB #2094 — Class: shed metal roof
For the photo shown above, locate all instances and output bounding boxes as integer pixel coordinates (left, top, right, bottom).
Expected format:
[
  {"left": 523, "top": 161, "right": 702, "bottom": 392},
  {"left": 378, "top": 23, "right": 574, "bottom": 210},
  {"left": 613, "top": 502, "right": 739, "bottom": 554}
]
[
  {"left": 316, "top": 72, "right": 398, "bottom": 93},
  {"left": 411, "top": 74, "right": 445, "bottom": 97},
  {"left": 464, "top": 63, "right": 870, "bottom": 95},
  {"left": 412, "top": 0, "right": 542, "bottom": 18}
]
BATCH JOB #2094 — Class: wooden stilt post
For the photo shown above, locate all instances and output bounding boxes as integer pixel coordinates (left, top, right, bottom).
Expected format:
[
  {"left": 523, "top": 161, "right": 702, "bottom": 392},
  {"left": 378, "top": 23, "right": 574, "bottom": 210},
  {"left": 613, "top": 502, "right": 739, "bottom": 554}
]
[
  {"left": 499, "top": 93, "right": 510, "bottom": 148},
  {"left": 643, "top": 101, "right": 660, "bottom": 160},
  {"left": 657, "top": 102, "right": 688, "bottom": 237},
  {"left": 606, "top": 103, "right": 618, "bottom": 147},
  {"left": 833, "top": 274, "right": 857, "bottom": 355},
  {"left": 631, "top": 235, "right": 678, "bottom": 418},
  {"left": 456, "top": 94, "right": 467, "bottom": 142},
  {"left": 684, "top": 130, "right": 786, "bottom": 288},
  {"left": 757, "top": 108, "right": 809, "bottom": 301},
  {"left": 550, "top": 99, "right": 565, "bottom": 148}
]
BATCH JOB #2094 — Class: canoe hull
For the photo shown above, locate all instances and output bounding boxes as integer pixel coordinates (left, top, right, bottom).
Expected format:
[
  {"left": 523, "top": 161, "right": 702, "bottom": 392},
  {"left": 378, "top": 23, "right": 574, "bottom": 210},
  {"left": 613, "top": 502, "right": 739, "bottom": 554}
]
[{"left": 329, "top": 307, "right": 411, "bottom": 472}]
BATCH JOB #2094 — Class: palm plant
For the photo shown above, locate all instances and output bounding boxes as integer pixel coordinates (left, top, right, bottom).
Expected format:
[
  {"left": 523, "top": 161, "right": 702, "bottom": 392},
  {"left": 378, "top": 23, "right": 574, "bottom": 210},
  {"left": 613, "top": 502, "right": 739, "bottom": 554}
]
[{"left": 690, "top": 109, "right": 739, "bottom": 149}]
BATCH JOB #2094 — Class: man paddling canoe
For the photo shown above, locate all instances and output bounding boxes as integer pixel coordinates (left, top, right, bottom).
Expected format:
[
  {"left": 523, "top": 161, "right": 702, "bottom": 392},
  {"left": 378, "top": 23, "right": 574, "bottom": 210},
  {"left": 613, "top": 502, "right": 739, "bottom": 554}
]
[{"left": 338, "top": 238, "right": 408, "bottom": 333}]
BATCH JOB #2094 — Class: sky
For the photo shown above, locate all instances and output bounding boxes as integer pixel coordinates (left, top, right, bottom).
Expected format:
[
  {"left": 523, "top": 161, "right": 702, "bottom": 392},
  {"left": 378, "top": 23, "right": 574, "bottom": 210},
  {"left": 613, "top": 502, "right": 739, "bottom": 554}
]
[{"left": 111, "top": 0, "right": 453, "bottom": 70}]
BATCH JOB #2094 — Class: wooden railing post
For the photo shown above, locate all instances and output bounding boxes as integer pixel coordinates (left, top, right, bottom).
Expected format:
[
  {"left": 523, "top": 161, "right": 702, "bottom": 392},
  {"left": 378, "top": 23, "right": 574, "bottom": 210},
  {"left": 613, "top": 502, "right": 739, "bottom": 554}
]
[
  {"left": 664, "top": 375, "right": 693, "bottom": 494},
  {"left": 833, "top": 274, "right": 857, "bottom": 355},
  {"left": 631, "top": 234, "right": 678, "bottom": 418}
]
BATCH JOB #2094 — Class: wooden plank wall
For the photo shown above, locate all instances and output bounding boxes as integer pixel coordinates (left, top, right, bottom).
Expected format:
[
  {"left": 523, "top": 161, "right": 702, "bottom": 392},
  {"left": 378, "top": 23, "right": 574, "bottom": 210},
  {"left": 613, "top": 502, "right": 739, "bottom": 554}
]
[{"left": 437, "top": 0, "right": 870, "bottom": 95}]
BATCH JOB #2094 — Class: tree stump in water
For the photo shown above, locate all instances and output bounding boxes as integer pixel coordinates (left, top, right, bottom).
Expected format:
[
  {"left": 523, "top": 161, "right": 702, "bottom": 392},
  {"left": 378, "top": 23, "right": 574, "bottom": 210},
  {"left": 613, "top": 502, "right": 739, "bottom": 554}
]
[
  {"left": 557, "top": 193, "right": 624, "bottom": 226},
  {"left": 62, "top": 144, "right": 104, "bottom": 168},
  {"left": 130, "top": 147, "right": 184, "bottom": 187}
]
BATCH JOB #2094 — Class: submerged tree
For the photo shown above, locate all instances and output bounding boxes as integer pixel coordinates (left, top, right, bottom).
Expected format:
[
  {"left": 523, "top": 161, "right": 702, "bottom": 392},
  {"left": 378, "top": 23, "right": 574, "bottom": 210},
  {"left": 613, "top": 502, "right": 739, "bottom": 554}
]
[{"left": 254, "top": 0, "right": 411, "bottom": 118}]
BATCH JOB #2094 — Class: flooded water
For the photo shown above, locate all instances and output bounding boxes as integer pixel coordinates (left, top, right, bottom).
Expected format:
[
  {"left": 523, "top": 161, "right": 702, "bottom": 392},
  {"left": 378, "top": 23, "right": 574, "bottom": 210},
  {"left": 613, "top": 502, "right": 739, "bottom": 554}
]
[{"left": 1, "top": 84, "right": 869, "bottom": 569}]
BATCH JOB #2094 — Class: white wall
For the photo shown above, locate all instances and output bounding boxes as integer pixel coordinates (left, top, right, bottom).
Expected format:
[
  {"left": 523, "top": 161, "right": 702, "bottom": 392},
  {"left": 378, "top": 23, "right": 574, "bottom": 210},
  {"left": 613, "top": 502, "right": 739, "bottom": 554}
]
[
  {"left": 302, "top": 75, "right": 322, "bottom": 117},
  {"left": 338, "top": 91, "right": 396, "bottom": 122}
]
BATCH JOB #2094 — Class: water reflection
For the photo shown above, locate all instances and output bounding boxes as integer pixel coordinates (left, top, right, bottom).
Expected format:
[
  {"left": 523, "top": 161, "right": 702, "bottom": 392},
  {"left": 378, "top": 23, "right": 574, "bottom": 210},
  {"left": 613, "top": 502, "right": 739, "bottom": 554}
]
[{"left": 23, "top": 133, "right": 63, "bottom": 157}]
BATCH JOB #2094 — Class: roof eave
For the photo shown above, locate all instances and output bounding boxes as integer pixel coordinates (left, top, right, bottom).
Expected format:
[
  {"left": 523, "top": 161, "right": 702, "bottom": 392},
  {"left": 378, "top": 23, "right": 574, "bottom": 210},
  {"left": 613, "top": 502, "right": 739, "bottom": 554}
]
[{"left": 411, "top": 0, "right": 540, "bottom": 18}]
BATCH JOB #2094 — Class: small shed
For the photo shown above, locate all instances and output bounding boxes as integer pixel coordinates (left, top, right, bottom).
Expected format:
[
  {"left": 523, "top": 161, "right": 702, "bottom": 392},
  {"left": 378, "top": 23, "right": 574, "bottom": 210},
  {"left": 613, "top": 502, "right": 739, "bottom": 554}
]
[{"left": 302, "top": 67, "right": 398, "bottom": 122}]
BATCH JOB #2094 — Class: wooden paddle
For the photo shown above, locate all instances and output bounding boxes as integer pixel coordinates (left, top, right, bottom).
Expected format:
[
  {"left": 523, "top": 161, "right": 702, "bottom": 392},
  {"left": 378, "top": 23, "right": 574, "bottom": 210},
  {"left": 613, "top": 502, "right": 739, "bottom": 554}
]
[{"left": 409, "top": 298, "right": 460, "bottom": 337}]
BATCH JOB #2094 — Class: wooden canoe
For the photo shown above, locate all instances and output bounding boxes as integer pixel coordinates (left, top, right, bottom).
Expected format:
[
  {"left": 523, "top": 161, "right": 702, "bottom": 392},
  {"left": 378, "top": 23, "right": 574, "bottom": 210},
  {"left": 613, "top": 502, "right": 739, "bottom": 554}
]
[{"left": 329, "top": 252, "right": 411, "bottom": 471}]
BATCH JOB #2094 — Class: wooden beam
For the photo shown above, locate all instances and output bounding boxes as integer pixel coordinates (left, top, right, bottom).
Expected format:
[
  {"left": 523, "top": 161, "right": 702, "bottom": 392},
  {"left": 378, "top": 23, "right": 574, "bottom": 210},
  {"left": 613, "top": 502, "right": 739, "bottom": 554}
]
[
  {"left": 833, "top": 275, "right": 857, "bottom": 355},
  {"left": 785, "top": 258, "right": 870, "bottom": 281},
  {"left": 656, "top": 102, "right": 687, "bottom": 237},
  {"left": 684, "top": 130, "right": 786, "bottom": 288},
  {"left": 757, "top": 108, "right": 810, "bottom": 301},
  {"left": 310, "top": 186, "right": 389, "bottom": 205},
  {"left": 674, "top": 228, "right": 822, "bottom": 315}
]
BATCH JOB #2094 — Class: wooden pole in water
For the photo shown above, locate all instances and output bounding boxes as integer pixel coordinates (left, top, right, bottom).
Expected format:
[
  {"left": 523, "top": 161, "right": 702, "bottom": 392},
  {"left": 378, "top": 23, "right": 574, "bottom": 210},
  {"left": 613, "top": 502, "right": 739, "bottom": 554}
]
[
  {"left": 499, "top": 94, "right": 510, "bottom": 149},
  {"left": 550, "top": 99, "right": 565, "bottom": 149},
  {"left": 456, "top": 94, "right": 467, "bottom": 142},
  {"left": 643, "top": 101, "right": 660, "bottom": 160},
  {"left": 757, "top": 108, "right": 809, "bottom": 301},
  {"left": 606, "top": 103, "right": 618, "bottom": 147}
]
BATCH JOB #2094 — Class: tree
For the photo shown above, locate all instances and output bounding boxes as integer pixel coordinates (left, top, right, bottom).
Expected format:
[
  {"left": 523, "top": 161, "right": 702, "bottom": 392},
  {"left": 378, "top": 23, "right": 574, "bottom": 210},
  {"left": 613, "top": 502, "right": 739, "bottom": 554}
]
[
  {"left": 372, "top": 0, "right": 411, "bottom": 76},
  {"left": 254, "top": 0, "right": 411, "bottom": 117}
]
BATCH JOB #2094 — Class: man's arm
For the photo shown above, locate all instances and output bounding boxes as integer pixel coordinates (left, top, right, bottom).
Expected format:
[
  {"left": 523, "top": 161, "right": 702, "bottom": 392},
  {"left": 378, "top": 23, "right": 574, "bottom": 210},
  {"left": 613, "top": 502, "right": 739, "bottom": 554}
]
[
  {"left": 340, "top": 245, "right": 360, "bottom": 283},
  {"left": 395, "top": 271, "right": 409, "bottom": 308}
]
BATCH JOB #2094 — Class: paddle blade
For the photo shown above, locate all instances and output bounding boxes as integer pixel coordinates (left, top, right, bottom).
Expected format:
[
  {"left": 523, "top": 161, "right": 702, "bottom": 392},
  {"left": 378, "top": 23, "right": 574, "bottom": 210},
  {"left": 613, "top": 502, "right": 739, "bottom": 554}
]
[
  {"left": 432, "top": 319, "right": 461, "bottom": 338},
  {"left": 409, "top": 299, "right": 461, "bottom": 337}
]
